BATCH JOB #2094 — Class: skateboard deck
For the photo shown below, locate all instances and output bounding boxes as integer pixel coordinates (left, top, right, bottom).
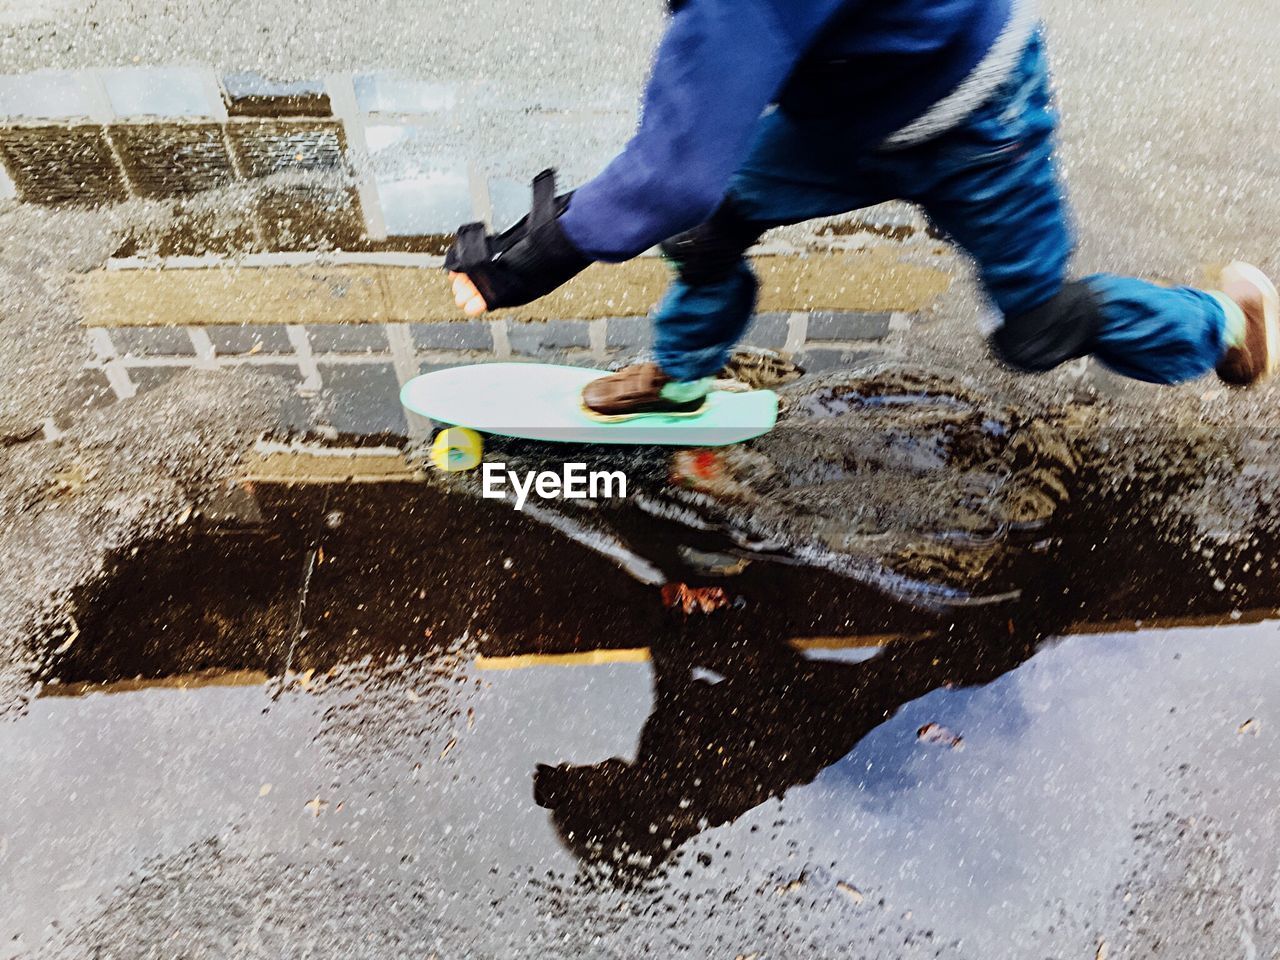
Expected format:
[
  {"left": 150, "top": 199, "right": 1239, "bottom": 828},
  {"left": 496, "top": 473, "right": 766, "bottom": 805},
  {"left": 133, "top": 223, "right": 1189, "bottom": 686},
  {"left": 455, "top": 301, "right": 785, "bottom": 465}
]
[{"left": 400, "top": 362, "right": 778, "bottom": 446}]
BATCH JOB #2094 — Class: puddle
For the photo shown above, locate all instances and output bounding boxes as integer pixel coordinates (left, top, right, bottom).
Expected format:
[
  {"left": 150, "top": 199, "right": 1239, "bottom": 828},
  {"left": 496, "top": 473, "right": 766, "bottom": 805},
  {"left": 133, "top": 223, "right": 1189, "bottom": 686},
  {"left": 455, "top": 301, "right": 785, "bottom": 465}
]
[
  {"left": 0, "top": 71, "right": 98, "bottom": 122},
  {"left": 353, "top": 75, "right": 456, "bottom": 114},
  {"left": 1, "top": 53, "right": 1276, "bottom": 958},
  {"left": 4, "top": 478, "right": 1280, "bottom": 956},
  {"left": 99, "top": 67, "right": 220, "bottom": 120}
]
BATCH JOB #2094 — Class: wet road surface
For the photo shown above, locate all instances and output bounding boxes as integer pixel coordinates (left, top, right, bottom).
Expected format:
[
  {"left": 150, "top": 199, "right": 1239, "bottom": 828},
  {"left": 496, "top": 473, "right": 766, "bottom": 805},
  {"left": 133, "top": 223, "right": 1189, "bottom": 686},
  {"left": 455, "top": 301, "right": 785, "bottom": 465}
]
[
  {"left": 0, "top": 0, "right": 1278, "bottom": 953},
  {"left": 4, "top": 482, "right": 1280, "bottom": 958}
]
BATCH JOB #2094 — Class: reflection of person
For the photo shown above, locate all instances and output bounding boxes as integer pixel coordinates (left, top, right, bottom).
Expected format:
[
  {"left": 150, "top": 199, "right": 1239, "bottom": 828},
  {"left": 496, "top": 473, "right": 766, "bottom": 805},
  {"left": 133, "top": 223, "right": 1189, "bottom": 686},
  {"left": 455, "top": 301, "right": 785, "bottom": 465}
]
[
  {"left": 533, "top": 626, "right": 1037, "bottom": 877},
  {"left": 447, "top": 0, "right": 1276, "bottom": 421}
]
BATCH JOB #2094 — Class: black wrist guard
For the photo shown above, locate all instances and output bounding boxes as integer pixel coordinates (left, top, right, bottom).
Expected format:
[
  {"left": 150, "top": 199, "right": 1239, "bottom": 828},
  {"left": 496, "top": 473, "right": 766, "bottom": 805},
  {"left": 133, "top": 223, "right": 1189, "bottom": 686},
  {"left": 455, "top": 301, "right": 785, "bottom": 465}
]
[
  {"left": 659, "top": 197, "right": 770, "bottom": 286},
  {"left": 444, "top": 169, "right": 592, "bottom": 310}
]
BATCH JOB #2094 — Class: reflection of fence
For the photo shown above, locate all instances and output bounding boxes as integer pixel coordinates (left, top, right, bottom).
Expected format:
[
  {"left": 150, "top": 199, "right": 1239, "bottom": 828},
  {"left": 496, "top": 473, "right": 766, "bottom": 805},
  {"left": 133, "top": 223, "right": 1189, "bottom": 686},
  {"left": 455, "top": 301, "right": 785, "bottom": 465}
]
[{"left": 84, "top": 306, "right": 903, "bottom": 437}]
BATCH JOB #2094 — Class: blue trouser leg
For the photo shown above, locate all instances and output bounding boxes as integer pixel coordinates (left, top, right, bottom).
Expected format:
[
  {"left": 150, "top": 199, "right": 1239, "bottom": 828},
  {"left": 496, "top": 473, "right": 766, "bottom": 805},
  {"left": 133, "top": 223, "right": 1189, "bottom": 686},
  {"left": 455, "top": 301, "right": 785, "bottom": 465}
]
[
  {"left": 909, "top": 33, "right": 1230, "bottom": 384},
  {"left": 1081, "top": 276, "right": 1229, "bottom": 384},
  {"left": 652, "top": 265, "right": 760, "bottom": 382},
  {"left": 654, "top": 30, "right": 1230, "bottom": 386},
  {"left": 652, "top": 111, "right": 894, "bottom": 382}
]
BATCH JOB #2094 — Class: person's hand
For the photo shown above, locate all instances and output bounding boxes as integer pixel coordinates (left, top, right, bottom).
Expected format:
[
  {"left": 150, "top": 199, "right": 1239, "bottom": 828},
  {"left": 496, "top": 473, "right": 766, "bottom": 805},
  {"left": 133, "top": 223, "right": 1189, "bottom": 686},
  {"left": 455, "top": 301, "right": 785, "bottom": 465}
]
[
  {"left": 449, "top": 271, "right": 488, "bottom": 316},
  {"left": 442, "top": 169, "right": 590, "bottom": 314}
]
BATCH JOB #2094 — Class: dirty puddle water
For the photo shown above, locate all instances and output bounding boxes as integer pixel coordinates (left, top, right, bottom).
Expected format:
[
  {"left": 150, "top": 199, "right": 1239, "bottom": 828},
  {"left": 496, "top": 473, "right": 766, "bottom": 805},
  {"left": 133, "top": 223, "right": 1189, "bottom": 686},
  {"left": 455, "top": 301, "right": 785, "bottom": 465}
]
[{"left": 3, "top": 482, "right": 1280, "bottom": 958}]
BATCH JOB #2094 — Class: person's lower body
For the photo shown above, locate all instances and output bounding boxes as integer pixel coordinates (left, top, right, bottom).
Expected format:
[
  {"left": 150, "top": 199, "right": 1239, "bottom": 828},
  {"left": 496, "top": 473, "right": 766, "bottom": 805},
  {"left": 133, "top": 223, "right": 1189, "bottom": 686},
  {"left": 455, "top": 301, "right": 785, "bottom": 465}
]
[{"left": 582, "top": 29, "right": 1277, "bottom": 418}]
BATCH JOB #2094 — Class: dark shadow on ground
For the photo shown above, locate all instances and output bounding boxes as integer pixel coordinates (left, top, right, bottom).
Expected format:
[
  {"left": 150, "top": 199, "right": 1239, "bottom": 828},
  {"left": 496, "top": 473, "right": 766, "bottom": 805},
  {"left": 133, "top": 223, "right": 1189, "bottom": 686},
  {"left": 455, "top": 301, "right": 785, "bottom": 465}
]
[{"left": 42, "top": 451, "right": 1280, "bottom": 884}]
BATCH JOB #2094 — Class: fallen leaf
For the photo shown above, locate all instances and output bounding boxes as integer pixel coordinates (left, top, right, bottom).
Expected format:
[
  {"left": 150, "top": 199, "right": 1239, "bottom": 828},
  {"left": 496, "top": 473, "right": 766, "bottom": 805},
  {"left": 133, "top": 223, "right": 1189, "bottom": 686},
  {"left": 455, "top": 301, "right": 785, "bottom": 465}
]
[
  {"left": 440, "top": 736, "right": 458, "bottom": 760},
  {"left": 50, "top": 464, "right": 93, "bottom": 496},
  {"left": 917, "top": 722, "right": 964, "bottom": 749},
  {"left": 661, "top": 583, "right": 731, "bottom": 615},
  {"left": 835, "top": 881, "right": 864, "bottom": 904},
  {"left": 259, "top": 783, "right": 272, "bottom": 797},
  {"left": 774, "top": 877, "right": 804, "bottom": 896},
  {"left": 467, "top": 707, "right": 476, "bottom": 730},
  {"left": 1096, "top": 939, "right": 1108, "bottom": 960},
  {"left": 304, "top": 797, "right": 328, "bottom": 817},
  {"left": 1238, "top": 718, "right": 1259, "bottom": 735}
]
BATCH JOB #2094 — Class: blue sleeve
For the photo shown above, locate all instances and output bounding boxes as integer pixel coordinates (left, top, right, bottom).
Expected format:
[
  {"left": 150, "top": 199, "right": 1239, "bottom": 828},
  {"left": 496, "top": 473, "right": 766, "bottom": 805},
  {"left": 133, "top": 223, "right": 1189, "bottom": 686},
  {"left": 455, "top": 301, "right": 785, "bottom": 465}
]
[{"left": 559, "top": 0, "right": 847, "bottom": 262}]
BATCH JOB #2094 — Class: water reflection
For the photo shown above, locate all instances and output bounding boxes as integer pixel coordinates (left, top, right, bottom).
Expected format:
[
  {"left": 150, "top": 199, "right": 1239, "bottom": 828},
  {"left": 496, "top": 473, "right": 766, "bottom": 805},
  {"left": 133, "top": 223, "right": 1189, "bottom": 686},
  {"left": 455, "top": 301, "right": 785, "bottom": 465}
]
[
  {"left": 534, "top": 622, "right": 1037, "bottom": 878},
  {"left": 0, "top": 70, "right": 95, "bottom": 120},
  {"left": 8, "top": 470, "right": 1280, "bottom": 954},
  {"left": 353, "top": 74, "right": 456, "bottom": 114},
  {"left": 99, "top": 67, "right": 219, "bottom": 119}
]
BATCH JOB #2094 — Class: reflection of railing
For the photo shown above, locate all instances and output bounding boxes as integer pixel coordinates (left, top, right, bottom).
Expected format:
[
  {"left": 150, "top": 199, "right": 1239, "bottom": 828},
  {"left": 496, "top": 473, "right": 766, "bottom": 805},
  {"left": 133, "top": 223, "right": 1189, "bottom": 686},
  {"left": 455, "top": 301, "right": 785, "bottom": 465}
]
[
  {"left": 86, "top": 315, "right": 607, "bottom": 437},
  {"left": 84, "top": 302, "right": 905, "bottom": 438}
]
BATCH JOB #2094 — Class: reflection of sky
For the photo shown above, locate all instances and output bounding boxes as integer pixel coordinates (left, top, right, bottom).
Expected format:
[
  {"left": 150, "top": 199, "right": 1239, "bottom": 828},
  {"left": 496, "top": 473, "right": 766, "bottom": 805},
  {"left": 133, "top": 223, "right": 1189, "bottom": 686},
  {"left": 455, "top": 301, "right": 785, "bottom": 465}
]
[
  {"left": 364, "top": 125, "right": 474, "bottom": 234},
  {"left": 363, "top": 123, "right": 424, "bottom": 155},
  {"left": 375, "top": 173, "right": 472, "bottom": 235},
  {"left": 100, "top": 67, "right": 217, "bottom": 118},
  {"left": 0, "top": 661, "right": 649, "bottom": 956},
  {"left": 354, "top": 74, "right": 456, "bottom": 114},
  {"left": 748, "top": 625, "right": 1280, "bottom": 954},
  {"left": 7, "top": 623, "right": 1280, "bottom": 955},
  {"left": 0, "top": 684, "right": 327, "bottom": 956},
  {"left": 0, "top": 71, "right": 92, "bottom": 120}
]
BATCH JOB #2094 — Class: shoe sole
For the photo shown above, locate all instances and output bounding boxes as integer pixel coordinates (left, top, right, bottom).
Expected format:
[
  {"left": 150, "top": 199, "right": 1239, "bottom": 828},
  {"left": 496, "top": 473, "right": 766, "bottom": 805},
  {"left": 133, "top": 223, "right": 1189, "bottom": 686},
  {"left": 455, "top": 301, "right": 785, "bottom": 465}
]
[
  {"left": 580, "top": 400, "right": 708, "bottom": 424},
  {"left": 1226, "top": 260, "right": 1280, "bottom": 378}
]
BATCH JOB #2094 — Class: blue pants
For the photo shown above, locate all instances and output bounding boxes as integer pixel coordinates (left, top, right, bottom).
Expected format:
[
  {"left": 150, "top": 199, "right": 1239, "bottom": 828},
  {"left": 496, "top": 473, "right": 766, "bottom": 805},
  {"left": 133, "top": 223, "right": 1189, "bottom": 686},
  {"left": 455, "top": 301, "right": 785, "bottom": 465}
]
[{"left": 652, "top": 32, "right": 1229, "bottom": 385}]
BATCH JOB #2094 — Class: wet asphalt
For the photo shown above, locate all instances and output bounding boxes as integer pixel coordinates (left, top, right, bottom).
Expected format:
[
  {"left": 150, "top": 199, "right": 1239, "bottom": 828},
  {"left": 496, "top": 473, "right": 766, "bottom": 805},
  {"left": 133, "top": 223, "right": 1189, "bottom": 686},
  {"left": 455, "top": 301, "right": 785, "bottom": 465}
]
[
  {"left": 10, "top": 618, "right": 1280, "bottom": 959},
  {"left": 2, "top": 481, "right": 1279, "bottom": 957},
  {"left": 0, "top": 0, "right": 1279, "bottom": 955},
  {"left": 1, "top": 0, "right": 1277, "bottom": 279}
]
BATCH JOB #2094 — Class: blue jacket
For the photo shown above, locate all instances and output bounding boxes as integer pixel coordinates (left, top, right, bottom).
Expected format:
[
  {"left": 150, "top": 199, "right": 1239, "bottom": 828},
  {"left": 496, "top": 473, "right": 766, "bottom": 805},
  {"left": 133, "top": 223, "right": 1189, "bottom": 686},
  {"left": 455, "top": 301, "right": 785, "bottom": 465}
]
[{"left": 560, "top": 0, "right": 1012, "bottom": 262}]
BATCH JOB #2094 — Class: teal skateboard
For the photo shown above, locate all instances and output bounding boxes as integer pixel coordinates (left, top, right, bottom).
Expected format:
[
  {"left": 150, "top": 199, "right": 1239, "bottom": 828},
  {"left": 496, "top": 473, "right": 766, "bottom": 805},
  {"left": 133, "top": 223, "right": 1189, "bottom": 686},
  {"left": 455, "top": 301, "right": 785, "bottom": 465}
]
[{"left": 400, "top": 362, "right": 778, "bottom": 468}]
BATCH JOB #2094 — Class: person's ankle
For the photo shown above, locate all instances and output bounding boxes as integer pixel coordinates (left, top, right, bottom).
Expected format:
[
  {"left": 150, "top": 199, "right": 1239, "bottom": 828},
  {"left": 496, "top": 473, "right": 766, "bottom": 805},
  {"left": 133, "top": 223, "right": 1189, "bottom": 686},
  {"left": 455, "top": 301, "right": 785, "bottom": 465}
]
[
  {"left": 658, "top": 376, "right": 712, "bottom": 403},
  {"left": 1213, "top": 288, "right": 1250, "bottom": 348}
]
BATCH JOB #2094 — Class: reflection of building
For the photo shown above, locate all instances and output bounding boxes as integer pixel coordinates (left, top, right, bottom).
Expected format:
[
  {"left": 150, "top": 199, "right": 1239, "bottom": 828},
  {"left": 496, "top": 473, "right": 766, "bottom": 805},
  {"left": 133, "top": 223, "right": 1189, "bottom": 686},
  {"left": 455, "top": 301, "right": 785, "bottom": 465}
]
[
  {"left": 0, "top": 68, "right": 954, "bottom": 440},
  {"left": 0, "top": 67, "right": 516, "bottom": 252},
  {"left": 0, "top": 67, "right": 651, "bottom": 250},
  {"left": 45, "top": 477, "right": 942, "bottom": 683}
]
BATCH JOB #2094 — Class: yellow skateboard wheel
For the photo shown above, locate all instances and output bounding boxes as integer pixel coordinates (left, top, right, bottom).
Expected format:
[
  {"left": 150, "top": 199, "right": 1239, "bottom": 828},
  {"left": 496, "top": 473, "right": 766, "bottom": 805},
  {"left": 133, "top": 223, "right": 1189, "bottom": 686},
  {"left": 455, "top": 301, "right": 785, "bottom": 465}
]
[{"left": 430, "top": 427, "right": 483, "bottom": 472}]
